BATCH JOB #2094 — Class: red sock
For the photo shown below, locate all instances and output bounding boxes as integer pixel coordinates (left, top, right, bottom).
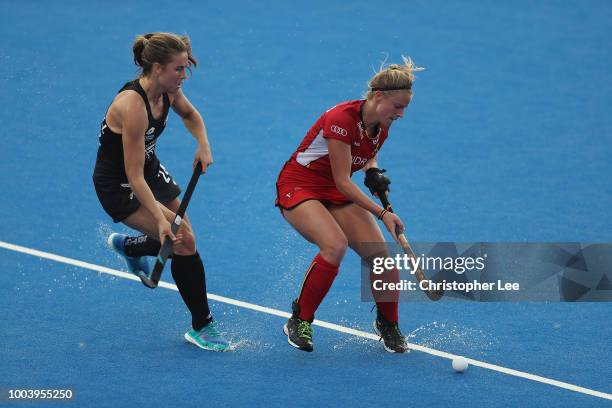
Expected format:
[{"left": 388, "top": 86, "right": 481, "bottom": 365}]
[
  {"left": 371, "top": 267, "right": 399, "bottom": 323},
  {"left": 376, "top": 302, "right": 399, "bottom": 323},
  {"left": 297, "top": 254, "right": 339, "bottom": 321}
]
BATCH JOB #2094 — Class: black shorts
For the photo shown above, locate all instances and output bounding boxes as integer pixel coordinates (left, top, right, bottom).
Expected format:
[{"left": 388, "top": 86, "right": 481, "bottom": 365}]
[{"left": 93, "top": 161, "right": 181, "bottom": 223}]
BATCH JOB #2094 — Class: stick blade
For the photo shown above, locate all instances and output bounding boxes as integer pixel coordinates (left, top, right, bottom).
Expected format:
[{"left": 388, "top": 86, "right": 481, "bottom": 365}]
[
  {"left": 139, "top": 259, "right": 165, "bottom": 289},
  {"left": 139, "top": 272, "right": 159, "bottom": 289},
  {"left": 426, "top": 288, "right": 444, "bottom": 301}
]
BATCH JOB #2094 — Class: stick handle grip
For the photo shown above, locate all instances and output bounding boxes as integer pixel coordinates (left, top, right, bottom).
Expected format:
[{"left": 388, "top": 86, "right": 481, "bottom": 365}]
[
  {"left": 373, "top": 187, "right": 443, "bottom": 301},
  {"left": 375, "top": 191, "right": 402, "bottom": 238},
  {"left": 140, "top": 162, "right": 203, "bottom": 289}
]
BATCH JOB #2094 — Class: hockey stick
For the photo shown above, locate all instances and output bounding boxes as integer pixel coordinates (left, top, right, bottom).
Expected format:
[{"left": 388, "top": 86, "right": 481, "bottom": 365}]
[
  {"left": 375, "top": 190, "right": 444, "bottom": 301},
  {"left": 139, "top": 162, "right": 203, "bottom": 289}
]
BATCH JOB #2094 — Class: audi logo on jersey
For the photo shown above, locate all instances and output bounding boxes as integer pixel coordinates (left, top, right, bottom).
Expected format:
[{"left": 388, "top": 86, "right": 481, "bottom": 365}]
[{"left": 330, "top": 125, "right": 348, "bottom": 137}]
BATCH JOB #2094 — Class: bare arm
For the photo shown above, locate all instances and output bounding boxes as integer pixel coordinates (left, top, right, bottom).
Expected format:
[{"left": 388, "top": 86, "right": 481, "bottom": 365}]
[
  {"left": 119, "top": 94, "right": 173, "bottom": 241},
  {"left": 328, "top": 139, "right": 403, "bottom": 239},
  {"left": 328, "top": 140, "right": 384, "bottom": 215},
  {"left": 171, "top": 89, "right": 212, "bottom": 172}
]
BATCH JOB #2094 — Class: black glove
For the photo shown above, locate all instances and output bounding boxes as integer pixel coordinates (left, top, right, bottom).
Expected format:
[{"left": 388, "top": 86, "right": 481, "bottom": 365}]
[{"left": 364, "top": 167, "right": 391, "bottom": 196}]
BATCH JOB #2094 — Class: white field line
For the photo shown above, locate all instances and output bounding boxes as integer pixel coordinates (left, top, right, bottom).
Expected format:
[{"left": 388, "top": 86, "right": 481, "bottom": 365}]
[{"left": 1, "top": 240, "right": 610, "bottom": 401}]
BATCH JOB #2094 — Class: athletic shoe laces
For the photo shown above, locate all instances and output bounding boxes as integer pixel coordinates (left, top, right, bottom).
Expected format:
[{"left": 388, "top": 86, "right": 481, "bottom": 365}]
[
  {"left": 297, "top": 320, "right": 313, "bottom": 340},
  {"left": 379, "top": 320, "right": 403, "bottom": 342},
  {"left": 198, "top": 322, "right": 223, "bottom": 341}
]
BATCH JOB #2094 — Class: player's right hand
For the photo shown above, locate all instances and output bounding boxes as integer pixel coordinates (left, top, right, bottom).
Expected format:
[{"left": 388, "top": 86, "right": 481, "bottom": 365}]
[
  {"left": 382, "top": 212, "right": 404, "bottom": 242},
  {"left": 157, "top": 218, "right": 176, "bottom": 244}
]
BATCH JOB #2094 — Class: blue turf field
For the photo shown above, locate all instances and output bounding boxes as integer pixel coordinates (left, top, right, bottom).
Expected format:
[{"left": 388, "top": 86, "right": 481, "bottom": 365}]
[{"left": 1, "top": 1, "right": 611, "bottom": 406}]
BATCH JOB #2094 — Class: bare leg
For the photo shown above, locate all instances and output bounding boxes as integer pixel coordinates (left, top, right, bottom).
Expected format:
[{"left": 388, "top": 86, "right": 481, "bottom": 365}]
[
  {"left": 328, "top": 203, "right": 399, "bottom": 322},
  {"left": 122, "top": 199, "right": 195, "bottom": 255},
  {"left": 123, "top": 199, "right": 211, "bottom": 331},
  {"left": 281, "top": 200, "right": 348, "bottom": 265},
  {"left": 281, "top": 200, "right": 348, "bottom": 320}
]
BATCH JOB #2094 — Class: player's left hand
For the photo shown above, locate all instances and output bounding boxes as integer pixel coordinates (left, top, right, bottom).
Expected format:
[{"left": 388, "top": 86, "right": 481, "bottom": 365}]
[
  {"left": 194, "top": 144, "right": 213, "bottom": 173},
  {"left": 364, "top": 167, "right": 391, "bottom": 196}
]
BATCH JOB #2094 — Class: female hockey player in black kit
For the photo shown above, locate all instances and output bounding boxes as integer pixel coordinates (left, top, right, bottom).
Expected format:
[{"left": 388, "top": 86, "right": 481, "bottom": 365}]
[{"left": 92, "top": 32, "right": 228, "bottom": 352}]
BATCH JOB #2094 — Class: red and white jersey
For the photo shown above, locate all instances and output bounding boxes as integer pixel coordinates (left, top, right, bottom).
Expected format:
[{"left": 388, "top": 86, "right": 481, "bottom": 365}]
[{"left": 288, "top": 100, "right": 389, "bottom": 183}]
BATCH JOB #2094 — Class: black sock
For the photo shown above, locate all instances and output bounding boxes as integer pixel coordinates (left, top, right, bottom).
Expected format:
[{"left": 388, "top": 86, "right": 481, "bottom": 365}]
[
  {"left": 171, "top": 252, "right": 212, "bottom": 330},
  {"left": 124, "top": 235, "right": 161, "bottom": 257}
]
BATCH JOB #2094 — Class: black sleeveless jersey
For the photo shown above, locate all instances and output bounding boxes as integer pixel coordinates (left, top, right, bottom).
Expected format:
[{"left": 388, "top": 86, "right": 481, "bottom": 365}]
[{"left": 94, "top": 79, "right": 170, "bottom": 180}]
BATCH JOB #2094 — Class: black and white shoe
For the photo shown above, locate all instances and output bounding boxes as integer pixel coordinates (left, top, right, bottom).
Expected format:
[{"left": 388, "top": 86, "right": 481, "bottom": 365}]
[
  {"left": 283, "top": 300, "right": 314, "bottom": 352},
  {"left": 373, "top": 312, "right": 409, "bottom": 353}
]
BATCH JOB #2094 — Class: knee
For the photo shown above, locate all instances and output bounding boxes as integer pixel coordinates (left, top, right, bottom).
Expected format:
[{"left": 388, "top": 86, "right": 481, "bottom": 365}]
[
  {"left": 363, "top": 249, "right": 390, "bottom": 267},
  {"left": 173, "top": 230, "right": 197, "bottom": 255},
  {"left": 320, "top": 236, "right": 348, "bottom": 264}
]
